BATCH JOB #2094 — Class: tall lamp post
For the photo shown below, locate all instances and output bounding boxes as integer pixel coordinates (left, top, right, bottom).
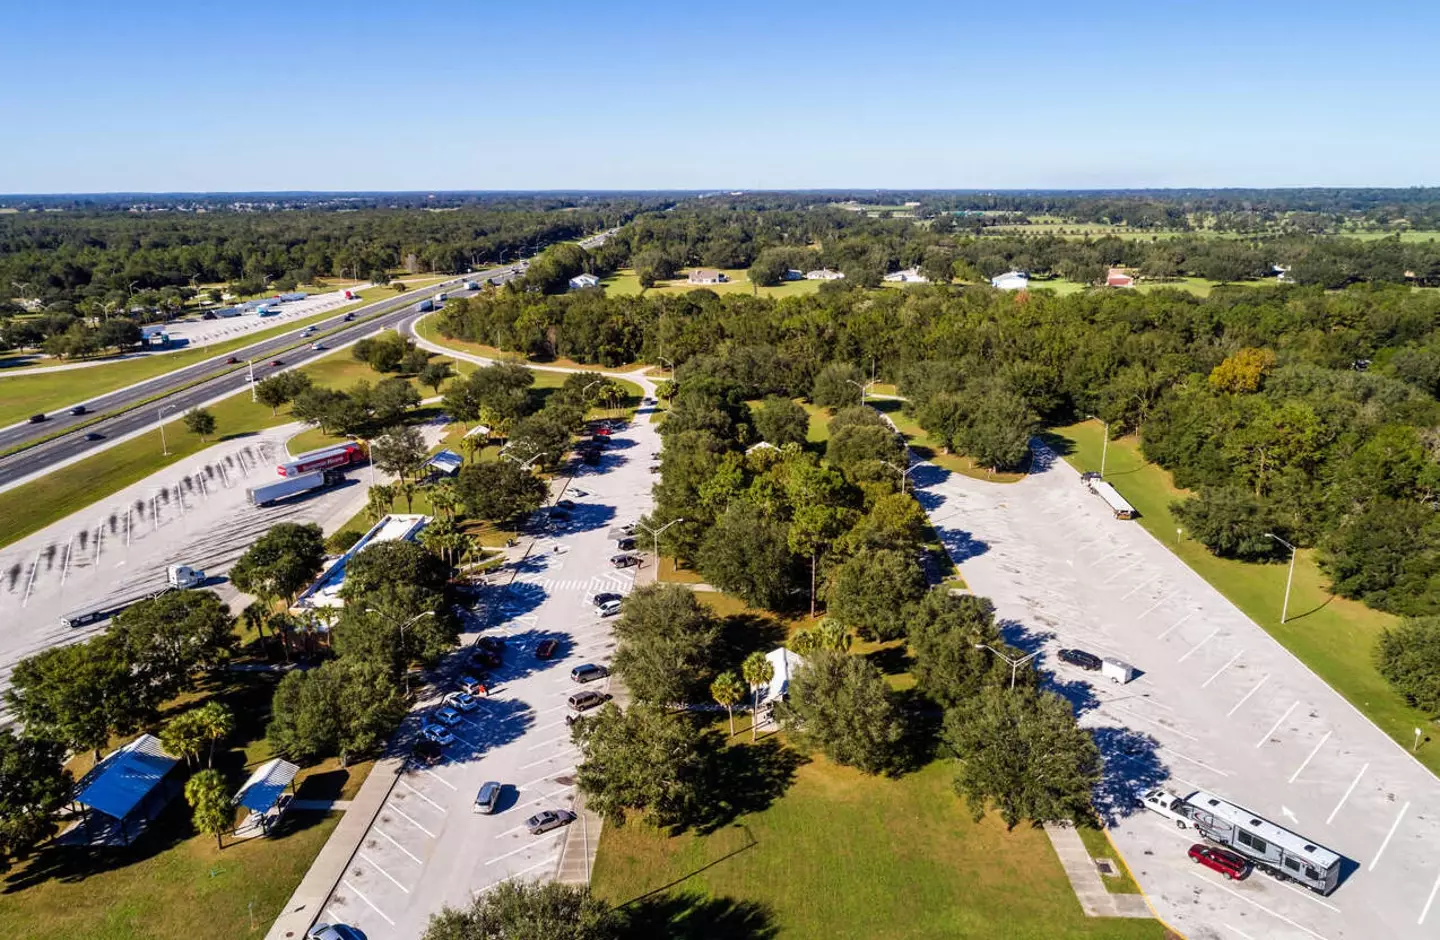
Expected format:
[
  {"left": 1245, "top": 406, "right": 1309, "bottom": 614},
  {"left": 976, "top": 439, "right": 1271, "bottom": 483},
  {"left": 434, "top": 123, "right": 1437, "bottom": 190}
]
[
  {"left": 365, "top": 608, "right": 434, "bottom": 695},
  {"left": 1085, "top": 414, "right": 1110, "bottom": 478},
  {"left": 974, "top": 643, "right": 1040, "bottom": 691},
  {"left": 157, "top": 405, "right": 177, "bottom": 456},
  {"left": 635, "top": 518, "right": 684, "bottom": 572},
  {"left": 1264, "top": 533, "right": 1297, "bottom": 624},
  {"left": 247, "top": 359, "right": 257, "bottom": 402},
  {"left": 846, "top": 378, "right": 876, "bottom": 406},
  {"left": 881, "top": 459, "right": 918, "bottom": 495}
]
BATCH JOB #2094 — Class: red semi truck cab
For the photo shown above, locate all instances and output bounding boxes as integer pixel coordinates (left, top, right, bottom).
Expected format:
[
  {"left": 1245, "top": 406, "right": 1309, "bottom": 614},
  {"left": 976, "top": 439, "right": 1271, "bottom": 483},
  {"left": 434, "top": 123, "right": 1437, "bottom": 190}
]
[{"left": 277, "top": 441, "right": 367, "bottom": 477}]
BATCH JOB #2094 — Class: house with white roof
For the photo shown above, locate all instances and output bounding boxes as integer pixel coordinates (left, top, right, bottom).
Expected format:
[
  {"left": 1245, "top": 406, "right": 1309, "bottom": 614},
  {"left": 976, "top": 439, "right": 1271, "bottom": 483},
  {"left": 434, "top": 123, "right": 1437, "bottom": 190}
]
[
  {"left": 990, "top": 270, "right": 1029, "bottom": 291},
  {"left": 568, "top": 273, "right": 601, "bottom": 290},
  {"left": 883, "top": 268, "right": 928, "bottom": 283}
]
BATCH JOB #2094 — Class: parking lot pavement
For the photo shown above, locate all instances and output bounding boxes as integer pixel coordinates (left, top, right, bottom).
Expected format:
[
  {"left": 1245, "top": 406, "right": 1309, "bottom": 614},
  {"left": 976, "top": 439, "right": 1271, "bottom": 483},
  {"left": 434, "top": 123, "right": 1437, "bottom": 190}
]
[
  {"left": 316, "top": 406, "right": 658, "bottom": 939},
  {"left": 912, "top": 444, "right": 1440, "bottom": 940},
  {"left": 0, "top": 424, "right": 369, "bottom": 705}
]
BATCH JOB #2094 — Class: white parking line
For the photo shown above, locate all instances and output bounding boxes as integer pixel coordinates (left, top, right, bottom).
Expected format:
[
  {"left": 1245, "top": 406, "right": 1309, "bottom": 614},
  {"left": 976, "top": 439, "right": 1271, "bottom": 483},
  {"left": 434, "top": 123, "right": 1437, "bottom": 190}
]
[
  {"left": 1157, "top": 611, "right": 1195, "bottom": 640},
  {"left": 1370, "top": 801, "right": 1411, "bottom": 871},
  {"left": 341, "top": 878, "right": 396, "bottom": 926},
  {"left": 398, "top": 778, "right": 446, "bottom": 811},
  {"left": 1325, "top": 763, "right": 1368, "bottom": 825},
  {"left": 1186, "top": 872, "right": 1330, "bottom": 940},
  {"left": 1176, "top": 629, "right": 1219, "bottom": 663},
  {"left": 517, "top": 769, "right": 575, "bottom": 790},
  {"left": 373, "top": 826, "right": 423, "bottom": 865},
  {"left": 387, "top": 803, "right": 437, "bottom": 838},
  {"left": 1201, "top": 651, "right": 1245, "bottom": 688},
  {"left": 474, "top": 855, "right": 560, "bottom": 895},
  {"left": 1288, "top": 730, "right": 1332, "bottom": 783},
  {"left": 1255, "top": 701, "right": 1299, "bottom": 748},
  {"left": 1274, "top": 876, "right": 1341, "bottom": 913},
  {"left": 1106, "top": 703, "right": 1200, "bottom": 742},
  {"left": 417, "top": 766, "right": 457, "bottom": 790},
  {"left": 1225, "top": 924, "right": 1258, "bottom": 940},
  {"left": 531, "top": 718, "right": 571, "bottom": 734},
  {"left": 527, "top": 733, "right": 576, "bottom": 751},
  {"left": 485, "top": 831, "right": 565, "bottom": 865},
  {"left": 359, "top": 851, "right": 411, "bottom": 894},
  {"left": 1160, "top": 745, "right": 1232, "bottom": 777},
  {"left": 1103, "top": 560, "right": 1144, "bottom": 584},
  {"left": 1419, "top": 868, "right": 1440, "bottom": 925},
  {"left": 1119, "top": 574, "right": 1163, "bottom": 600},
  {"left": 1227, "top": 674, "right": 1270, "bottom": 717},
  {"left": 1135, "top": 590, "right": 1179, "bottom": 620}
]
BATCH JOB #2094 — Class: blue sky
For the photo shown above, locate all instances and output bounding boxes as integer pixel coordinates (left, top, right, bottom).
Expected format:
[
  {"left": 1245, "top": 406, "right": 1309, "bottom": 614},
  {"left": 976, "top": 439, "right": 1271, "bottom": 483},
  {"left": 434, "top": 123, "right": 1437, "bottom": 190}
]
[{"left": 2, "top": 0, "right": 1436, "bottom": 193}]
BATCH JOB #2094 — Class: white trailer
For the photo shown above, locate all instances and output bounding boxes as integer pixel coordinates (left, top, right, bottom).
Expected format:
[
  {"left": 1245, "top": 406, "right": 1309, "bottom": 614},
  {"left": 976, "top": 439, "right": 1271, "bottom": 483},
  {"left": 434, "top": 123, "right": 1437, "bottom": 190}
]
[
  {"left": 1082, "top": 474, "right": 1136, "bottom": 519},
  {"left": 246, "top": 469, "right": 342, "bottom": 506},
  {"left": 1102, "top": 656, "right": 1136, "bottom": 684}
]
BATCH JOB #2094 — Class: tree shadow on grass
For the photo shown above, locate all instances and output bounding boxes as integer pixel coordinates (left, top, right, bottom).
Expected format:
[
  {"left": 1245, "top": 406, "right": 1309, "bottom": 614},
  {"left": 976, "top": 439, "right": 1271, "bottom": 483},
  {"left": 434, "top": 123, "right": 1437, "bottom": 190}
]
[
  {"left": 691, "top": 739, "right": 806, "bottom": 835},
  {"left": 618, "top": 891, "right": 779, "bottom": 940},
  {"left": 716, "top": 613, "right": 789, "bottom": 673}
]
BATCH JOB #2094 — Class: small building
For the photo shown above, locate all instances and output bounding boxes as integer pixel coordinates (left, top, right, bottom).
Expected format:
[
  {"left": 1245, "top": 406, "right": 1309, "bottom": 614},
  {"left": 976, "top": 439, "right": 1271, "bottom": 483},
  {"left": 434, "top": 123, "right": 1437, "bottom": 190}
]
[
  {"left": 746, "top": 441, "right": 779, "bottom": 455},
  {"left": 1272, "top": 264, "right": 1292, "bottom": 283},
  {"left": 293, "top": 513, "right": 431, "bottom": 611},
  {"left": 687, "top": 269, "right": 729, "bottom": 285},
  {"left": 424, "top": 448, "right": 464, "bottom": 478},
  {"left": 762, "top": 647, "right": 806, "bottom": 705},
  {"left": 782, "top": 269, "right": 805, "bottom": 281},
  {"left": 990, "top": 270, "right": 1030, "bottom": 291},
  {"left": 883, "top": 268, "right": 929, "bottom": 283},
  {"left": 805, "top": 268, "right": 845, "bottom": 280},
  {"left": 568, "top": 273, "right": 601, "bottom": 290},
  {"left": 233, "top": 757, "right": 300, "bottom": 837},
  {"left": 70, "top": 734, "right": 179, "bottom": 845},
  {"left": 1106, "top": 268, "right": 1135, "bottom": 288}
]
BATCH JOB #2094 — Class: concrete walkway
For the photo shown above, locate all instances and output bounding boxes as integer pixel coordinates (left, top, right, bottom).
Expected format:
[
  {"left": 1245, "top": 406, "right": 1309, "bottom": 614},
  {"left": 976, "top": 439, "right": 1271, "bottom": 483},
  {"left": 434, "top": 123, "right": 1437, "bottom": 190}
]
[{"left": 1044, "top": 823, "right": 1153, "bottom": 918}]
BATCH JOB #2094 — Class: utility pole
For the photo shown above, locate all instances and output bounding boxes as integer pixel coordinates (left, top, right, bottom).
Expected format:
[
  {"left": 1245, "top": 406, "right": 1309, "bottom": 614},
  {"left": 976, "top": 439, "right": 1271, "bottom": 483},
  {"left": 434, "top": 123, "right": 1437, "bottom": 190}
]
[
  {"left": 158, "top": 405, "right": 176, "bottom": 456},
  {"left": 1264, "top": 533, "right": 1297, "bottom": 624}
]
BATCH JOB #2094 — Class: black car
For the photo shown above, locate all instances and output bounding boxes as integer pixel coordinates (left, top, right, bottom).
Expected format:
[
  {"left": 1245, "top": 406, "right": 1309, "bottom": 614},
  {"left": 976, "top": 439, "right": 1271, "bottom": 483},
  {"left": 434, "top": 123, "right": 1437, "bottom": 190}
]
[
  {"left": 411, "top": 738, "right": 444, "bottom": 766},
  {"left": 556, "top": 498, "right": 575, "bottom": 510},
  {"left": 343, "top": 312, "right": 356, "bottom": 321},
  {"left": 84, "top": 432, "right": 104, "bottom": 441},
  {"left": 526, "top": 809, "right": 576, "bottom": 835},
  {"left": 70, "top": 405, "right": 87, "bottom": 416},
  {"left": 536, "top": 638, "right": 559, "bottom": 660},
  {"left": 571, "top": 663, "right": 609, "bottom": 683},
  {"left": 469, "top": 649, "right": 500, "bottom": 669},
  {"left": 28, "top": 413, "right": 46, "bottom": 424},
  {"left": 1058, "top": 648, "right": 1103, "bottom": 671},
  {"left": 476, "top": 635, "right": 505, "bottom": 653},
  {"left": 592, "top": 592, "right": 622, "bottom": 606}
]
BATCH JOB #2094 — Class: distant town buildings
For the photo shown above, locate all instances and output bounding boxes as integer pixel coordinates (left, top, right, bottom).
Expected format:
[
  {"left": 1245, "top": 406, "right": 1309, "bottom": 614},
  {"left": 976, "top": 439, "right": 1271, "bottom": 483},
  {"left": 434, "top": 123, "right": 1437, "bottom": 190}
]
[
  {"left": 1106, "top": 268, "right": 1135, "bottom": 288},
  {"left": 688, "top": 269, "right": 729, "bottom": 284},
  {"left": 990, "top": 270, "right": 1030, "bottom": 291},
  {"left": 568, "top": 273, "right": 600, "bottom": 290}
]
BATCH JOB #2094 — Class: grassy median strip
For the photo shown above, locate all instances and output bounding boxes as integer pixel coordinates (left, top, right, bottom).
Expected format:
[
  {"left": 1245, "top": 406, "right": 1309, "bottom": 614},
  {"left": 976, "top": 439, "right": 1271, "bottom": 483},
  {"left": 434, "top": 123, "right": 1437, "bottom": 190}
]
[{"left": 1046, "top": 420, "right": 1440, "bottom": 778}]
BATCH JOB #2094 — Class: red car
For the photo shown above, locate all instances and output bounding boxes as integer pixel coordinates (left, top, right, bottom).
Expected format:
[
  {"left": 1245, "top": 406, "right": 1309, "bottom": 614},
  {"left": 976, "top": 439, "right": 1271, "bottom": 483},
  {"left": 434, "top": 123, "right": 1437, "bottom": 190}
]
[
  {"left": 226, "top": 356, "right": 240, "bottom": 364},
  {"left": 269, "top": 359, "right": 283, "bottom": 367},
  {"left": 1189, "top": 844, "right": 1250, "bottom": 880},
  {"left": 536, "top": 638, "right": 559, "bottom": 660}
]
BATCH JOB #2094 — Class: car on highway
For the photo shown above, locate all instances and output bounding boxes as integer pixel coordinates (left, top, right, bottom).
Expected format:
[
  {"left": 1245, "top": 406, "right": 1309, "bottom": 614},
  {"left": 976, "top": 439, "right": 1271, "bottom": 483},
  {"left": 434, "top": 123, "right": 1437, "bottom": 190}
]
[
  {"left": 70, "top": 405, "right": 87, "bottom": 415},
  {"left": 526, "top": 809, "right": 576, "bottom": 835},
  {"left": 571, "top": 663, "right": 609, "bottom": 683},
  {"left": 568, "top": 689, "right": 610, "bottom": 712},
  {"left": 28, "top": 413, "right": 46, "bottom": 424},
  {"left": 411, "top": 738, "right": 444, "bottom": 766},
  {"left": 343, "top": 312, "right": 355, "bottom": 321},
  {"left": 445, "top": 691, "right": 479, "bottom": 712},
  {"left": 84, "top": 432, "right": 104, "bottom": 442},
  {"left": 1188, "top": 843, "right": 1250, "bottom": 880},
  {"left": 226, "top": 356, "right": 240, "bottom": 364},
  {"left": 535, "top": 638, "right": 560, "bottom": 660},
  {"left": 269, "top": 359, "right": 283, "bottom": 367},
  {"left": 308, "top": 923, "right": 366, "bottom": 940},
  {"left": 421, "top": 724, "right": 455, "bottom": 747},
  {"left": 610, "top": 553, "right": 640, "bottom": 569},
  {"left": 473, "top": 780, "right": 503, "bottom": 815},
  {"left": 1058, "top": 648, "right": 1103, "bottom": 671},
  {"left": 595, "top": 599, "right": 622, "bottom": 618},
  {"left": 310, "top": 342, "right": 325, "bottom": 350}
]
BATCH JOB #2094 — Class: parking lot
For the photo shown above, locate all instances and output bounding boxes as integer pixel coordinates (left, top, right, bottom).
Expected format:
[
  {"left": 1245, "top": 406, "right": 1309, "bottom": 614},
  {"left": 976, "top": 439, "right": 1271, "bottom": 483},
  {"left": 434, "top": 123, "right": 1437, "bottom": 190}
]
[
  {"left": 914, "top": 445, "right": 1440, "bottom": 940},
  {"left": 318, "top": 403, "right": 659, "bottom": 938}
]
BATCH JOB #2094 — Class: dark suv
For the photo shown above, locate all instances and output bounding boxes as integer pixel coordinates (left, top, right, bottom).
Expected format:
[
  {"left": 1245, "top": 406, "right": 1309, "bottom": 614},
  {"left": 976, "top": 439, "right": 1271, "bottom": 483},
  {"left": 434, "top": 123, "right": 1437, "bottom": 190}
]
[{"left": 1058, "top": 648, "right": 1103, "bottom": 671}]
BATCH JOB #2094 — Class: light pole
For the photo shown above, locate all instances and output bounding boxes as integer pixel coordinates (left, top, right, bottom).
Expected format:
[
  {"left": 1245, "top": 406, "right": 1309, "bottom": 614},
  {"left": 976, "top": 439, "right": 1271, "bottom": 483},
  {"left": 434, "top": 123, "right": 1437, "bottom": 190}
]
[
  {"left": 846, "top": 378, "right": 875, "bottom": 406},
  {"left": 1264, "top": 533, "right": 1297, "bottom": 624},
  {"left": 157, "top": 405, "right": 177, "bottom": 456},
  {"left": 656, "top": 355, "right": 674, "bottom": 374},
  {"left": 501, "top": 447, "right": 546, "bottom": 471},
  {"left": 247, "top": 359, "right": 257, "bottom": 402},
  {"left": 365, "top": 608, "right": 434, "bottom": 695},
  {"left": 635, "top": 518, "right": 684, "bottom": 571},
  {"left": 974, "top": 643, "right": 1040, "bottom": 691},
  {"left": 881, "top": 459, "right": 918, "bottom": 495},
  {"left": 1085, "top": 414, "right": 1110, "bottom": 478}
]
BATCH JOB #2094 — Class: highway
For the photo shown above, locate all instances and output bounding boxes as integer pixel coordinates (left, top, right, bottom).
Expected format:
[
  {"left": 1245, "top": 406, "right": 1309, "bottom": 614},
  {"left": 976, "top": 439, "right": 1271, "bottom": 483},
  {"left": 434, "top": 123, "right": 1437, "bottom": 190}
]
[{"left": 0, "top": 267, "right": 514, "bottom": 491}]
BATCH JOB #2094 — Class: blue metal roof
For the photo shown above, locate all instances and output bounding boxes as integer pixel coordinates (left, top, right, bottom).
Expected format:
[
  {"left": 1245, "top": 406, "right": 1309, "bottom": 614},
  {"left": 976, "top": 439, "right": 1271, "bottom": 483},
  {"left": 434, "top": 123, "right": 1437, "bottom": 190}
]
[
  {"left": 233, "top": 758, "right": 300, "bottom": 812},
  {"left": 74, "top": 734, "right": 177, "bottom": 821}
]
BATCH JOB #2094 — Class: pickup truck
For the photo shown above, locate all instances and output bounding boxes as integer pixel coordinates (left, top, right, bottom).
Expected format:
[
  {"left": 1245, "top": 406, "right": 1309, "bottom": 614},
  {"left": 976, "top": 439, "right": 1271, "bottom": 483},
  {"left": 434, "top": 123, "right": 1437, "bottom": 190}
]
[{"left": 1136, "top": 788, "right": 1194, "bottom": 830}]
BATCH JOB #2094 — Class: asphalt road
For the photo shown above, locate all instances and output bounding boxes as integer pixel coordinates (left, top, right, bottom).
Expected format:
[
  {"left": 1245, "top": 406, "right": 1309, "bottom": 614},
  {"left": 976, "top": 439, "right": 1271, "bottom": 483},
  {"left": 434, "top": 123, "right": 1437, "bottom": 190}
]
[{"left": 0, "top": 268, "right": 513, "bottom": 490}]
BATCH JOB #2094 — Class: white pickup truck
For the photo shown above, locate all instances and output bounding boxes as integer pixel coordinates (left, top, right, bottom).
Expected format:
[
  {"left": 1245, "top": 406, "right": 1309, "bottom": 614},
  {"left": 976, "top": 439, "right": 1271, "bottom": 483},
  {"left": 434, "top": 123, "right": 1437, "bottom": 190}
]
[{"left": 1136, "top": 788, "right": 1194, "bottom": 830}]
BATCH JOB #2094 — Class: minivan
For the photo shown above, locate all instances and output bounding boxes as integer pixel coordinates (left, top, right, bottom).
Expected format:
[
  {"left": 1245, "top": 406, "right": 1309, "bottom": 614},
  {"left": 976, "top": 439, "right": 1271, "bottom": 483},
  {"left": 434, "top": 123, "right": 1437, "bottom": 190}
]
[
  {"left": 610, "top": 553, "right": 640, "bottom": 569},
  {"left": 571, "top": 663, "right": 609, "bottom": 683},
  {"left": 473, "top": 780, "right": 502, "bottom": 814}
]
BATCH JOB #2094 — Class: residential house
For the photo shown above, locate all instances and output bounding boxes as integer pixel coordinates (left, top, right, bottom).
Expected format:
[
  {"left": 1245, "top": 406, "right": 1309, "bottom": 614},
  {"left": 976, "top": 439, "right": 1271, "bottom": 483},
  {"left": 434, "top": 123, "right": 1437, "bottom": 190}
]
[
  {"left": 805, "top": 268, "right": 845, "bottom": 280},
  {"left": 568, "top": 273, "right": 600, "bottom": 290},
  {"left": 883, "top": 268, "right": 929, "bottom": 283},
  {"left": 687, "top": 269, "right": 729, "bottom": 284},
  {"left": 990, "top": 270, "right": 1029, "bottom": 291},
  {"left": 1106, "top": 268, "right": 1135, "bottom": 288}
]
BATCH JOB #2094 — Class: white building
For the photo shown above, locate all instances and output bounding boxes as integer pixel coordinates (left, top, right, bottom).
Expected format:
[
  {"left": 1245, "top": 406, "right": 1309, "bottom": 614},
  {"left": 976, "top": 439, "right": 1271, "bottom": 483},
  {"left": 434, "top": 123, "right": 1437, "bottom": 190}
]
[
  {"left": 687, "top": 269, "right": 729, "bottom": 285},
  {"left": 805, "top": 269, "right": 845, "bottom": 280},
  {"left": 568, "top": 273, "right": 601, "bottom": 290},
  {"left": 990, "top": 270, "right": 1029, "bottom": 291},
  {"left": 762, "top": 646, "right": 806, "bottom": 705},
  {"left": 293, "top": 514, "right": 430, "bottom": 611},
  {"left": 883, "top": 268, "right": 929, "bottom": 283}
]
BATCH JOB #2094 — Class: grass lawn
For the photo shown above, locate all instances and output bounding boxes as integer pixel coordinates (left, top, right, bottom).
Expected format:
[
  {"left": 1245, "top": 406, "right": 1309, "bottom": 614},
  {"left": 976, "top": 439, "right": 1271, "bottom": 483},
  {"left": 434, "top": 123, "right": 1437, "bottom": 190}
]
[
  {"left": 1047, "top": 420, "right": 1440, "bottom": 778},
  {"left": 868, "top": 399, "right": 1027, "bottom": 484},
  {"left": 599, "top": 268, "right": 823, "bottom": 300},
  {"left": 591, "top": 757, "right": 1166, "bottom": 940},
  {"left": 0, "top": 282, "right": 445, "bottom": 427},
  {"left": 1074, "top": 825, "right": 1143, "bottom": 894}
]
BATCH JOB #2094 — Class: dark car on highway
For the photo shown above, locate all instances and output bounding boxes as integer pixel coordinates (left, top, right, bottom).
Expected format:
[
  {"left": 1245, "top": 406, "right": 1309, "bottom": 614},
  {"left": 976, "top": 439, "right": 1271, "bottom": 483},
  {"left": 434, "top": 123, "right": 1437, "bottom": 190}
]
[
  {"left": 226, "top": 356, "right": 240, "bottom": 364},
  {"left": 1058, "top": 648, "right": 1103, "bottom": 671},
  {"left": 526, "top": 809, "right": 576, "bottom": 835},
  {"left": 28, "top": 413, "right": 46, "bottom": 424},
  {"left": 70, "top": 405, "right": 87, "bottom": 415},
  {"left": 269, "top": 359, "right": 283, "bottom": 367},
  {"left": 84, "top": 432, "right": 104, "bottom": 441},
  {"left": 568, "top": 689, "right": 610, "bottom": 712}
]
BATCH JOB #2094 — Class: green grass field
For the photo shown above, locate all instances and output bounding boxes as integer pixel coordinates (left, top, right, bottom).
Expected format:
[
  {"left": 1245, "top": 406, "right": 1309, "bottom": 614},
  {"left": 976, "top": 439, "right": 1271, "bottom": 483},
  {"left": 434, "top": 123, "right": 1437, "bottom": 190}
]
[
  {"left": 0, "top": 280, "right": 447, "bottom": 427},
  {"left": 1048, "top": 420, "right": 1440, "bottom": 778},
  {"left": 591, "top": 757, "right": 1165, "bottom": 940},
  {"left": 600, "top": 268, "right": 823, "bottom": 300}
]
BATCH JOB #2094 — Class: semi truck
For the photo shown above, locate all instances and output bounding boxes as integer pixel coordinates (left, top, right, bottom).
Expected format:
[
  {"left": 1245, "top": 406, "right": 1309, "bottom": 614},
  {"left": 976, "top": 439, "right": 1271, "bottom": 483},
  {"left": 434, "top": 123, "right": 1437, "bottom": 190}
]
[
  {"left": 247, "top": 468, "right": 345, "bottom": 507},
  {"left": 276, "top": 441, "right": 366, "bottom": 477},
  {"left": 417, "top": 299, "right": 435, "bottom": 312},
  {"left": 60, "top": 564, "right": 207, "bottom": 628}
]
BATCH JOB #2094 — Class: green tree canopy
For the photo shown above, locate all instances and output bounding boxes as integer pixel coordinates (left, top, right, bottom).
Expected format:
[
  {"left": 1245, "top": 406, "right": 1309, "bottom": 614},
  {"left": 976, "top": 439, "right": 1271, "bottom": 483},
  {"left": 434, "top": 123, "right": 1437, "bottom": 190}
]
[
  {"left": 826, "top": 549, "right": 927, "bottom": 640},
  {"left": 573, "top": 703, "right": 723, "bottom": 830},
  {"left": 230, "top": 522, "right": 326, "bottom": 606},
  {"left": 422, "top": 880, "right": 619, "bottom": 940},
  {"left": 777, "top": 650, "right": 907, "bottom": 775},
  {"left": 612, "top": 584, "right": 723, "bottom": 705}
]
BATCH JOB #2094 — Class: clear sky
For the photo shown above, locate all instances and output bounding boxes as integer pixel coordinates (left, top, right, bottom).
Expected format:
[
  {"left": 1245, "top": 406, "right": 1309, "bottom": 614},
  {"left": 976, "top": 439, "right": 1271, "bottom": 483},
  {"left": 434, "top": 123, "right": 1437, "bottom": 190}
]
[{"left": 3, "top": 0, "right": 1436, "bottom": 193}]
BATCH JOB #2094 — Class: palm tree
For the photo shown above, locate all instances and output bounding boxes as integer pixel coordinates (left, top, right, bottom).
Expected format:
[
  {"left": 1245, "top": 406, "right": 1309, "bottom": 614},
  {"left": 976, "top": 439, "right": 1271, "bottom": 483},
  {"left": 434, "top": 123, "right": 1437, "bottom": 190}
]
[
  {"left": 366, "top": 483, "right": 396, "bottom": 522},
  {"left": 194, "top": 702, "right": 235, "bottom": 769},
  {"left": 428, "top": 480, "right": 460, "bottom": 521},
  {"left": 396, "top": 479, "right": 418, "bottom": 513},
  {"left": 818, "top": 620, "right": 852, "bottom": 653},
  {"left": 789, "top": 629, "right": 820, "bottom": 657},
  {"left": 741, "top": 651, "right": 775, "bottom": 742},
  {"left": 457, "top": 433, "right": 484, "bottom": 464},
  {"left": 710, "top": 672, "right": 745, "bottom": 737},
  {"left": 185, "top": 769, "right": 233, "bottom": 850},
  {"left": 240, "top": 600, "right": 269, "bottom": 645}
]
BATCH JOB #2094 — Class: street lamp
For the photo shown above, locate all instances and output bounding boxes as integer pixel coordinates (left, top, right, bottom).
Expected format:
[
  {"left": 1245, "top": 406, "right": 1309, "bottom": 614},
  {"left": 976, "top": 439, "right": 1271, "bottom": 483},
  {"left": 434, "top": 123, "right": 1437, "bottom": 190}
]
[
  {"left": 501, "top": 445, "right": 546, "bottom": 471},
  {"left": 974, "top": 643, "right": 1040, "bottom": 691},
  {"left": 247, "top": 359, "right": 257, "bottom": 402},
  {"left": 157, "top": 405, "right": 177, "bottom": 456},
  {"left": 635, "top": 518, "right": 684, "bottom": 572},
  {"left": 656, "top": 355, "right": 674, "bottom": 374},
  {"left": 846, "top": 378, "right": 875, "bottom": 406},
  {"left": 1264, "top": 533, "right": 1297, "bottom": 624},
  {"left": 1085, "top": 414, "right": 1109, "bottom": 478},
  {"left": 364, "top": 608, "right": 435, "bottom": 695},
  {"left": 881, "top": 459, "right": 918, "bottom": 494}
]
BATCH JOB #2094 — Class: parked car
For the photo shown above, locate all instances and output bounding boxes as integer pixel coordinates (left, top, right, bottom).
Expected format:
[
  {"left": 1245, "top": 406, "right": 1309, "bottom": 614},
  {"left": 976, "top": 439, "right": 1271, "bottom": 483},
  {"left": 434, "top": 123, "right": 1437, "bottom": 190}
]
[
  {"left": 459, "top": 675, "right": 487, "bottom": 695},
  {"left": 472, "top": 780, "right": 503, "bottom": 815},
  {"left": 568, "top": 690, "right": 610, "bottom": 712},
  {"left": 556, "top": 498, "right": 576, "bottom": 510},
  {"left": 571, "top": 663, "right": 609, "bottom": 683},
  {"left": 615, "top": 537, "right": 637, "bottom": 551},
  {"left": 595, "top": 599, "right": 622, "bottom": 618},
  {"left": 470, "top": 647, "right": 501, "bottom": 669},
  {"left": 1058, "top": 648, "right": 1103, "bottom": 671},
  {"left": 434, "top": 706, "right": 462, "bottom": 726},
  {"left": 592, "top": 592, "right": 622, "bottom": 606},
  {"left": 610, "top": 553, "right": 640, "bottom": 569},
  {"left": 308, "top": 923, "right": 366, "bottom": 940},
  {"left": 1188, "top": 843, "right": 1250, "bottom": 880},
  {"left": 421, "top": 724, "right": 455, "bottom": 747},
  {"left": 476, "top": 635, "right": 505, "bottom": 653},
  {"left": 445, "top": 691, "right": 479, "bottom": 712},
  {"left": 536, "top": 638, "right": 560, "bottom": 660},
  {"left": 526, "top": 809, "right": 576, "bottom": 835},
  {"left": 69, "top": 405, "right": 88, "bottom": 415},
  {"left": 411, "top": 738, "right": 443, "bottom": 766},
  {"left": 594, "top": 427, "right": 612, "bottom": 437}
]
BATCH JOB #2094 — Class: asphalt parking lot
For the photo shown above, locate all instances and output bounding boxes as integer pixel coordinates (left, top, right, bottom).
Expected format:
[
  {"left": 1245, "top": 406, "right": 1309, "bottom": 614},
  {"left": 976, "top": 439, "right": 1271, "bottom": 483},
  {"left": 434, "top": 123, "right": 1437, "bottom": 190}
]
[
  {"left": 913, "top": 445, "right": 1440, "bottom": 940},
  {"left": 318, "top": 404, "right": 659, "bottom": 938}
]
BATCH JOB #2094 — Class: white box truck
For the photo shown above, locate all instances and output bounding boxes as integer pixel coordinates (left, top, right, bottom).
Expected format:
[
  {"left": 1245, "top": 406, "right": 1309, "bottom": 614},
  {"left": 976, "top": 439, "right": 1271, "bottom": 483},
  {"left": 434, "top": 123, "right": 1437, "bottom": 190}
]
[{"left": 247, "top": 469, "right": 343, "bottom": 507}]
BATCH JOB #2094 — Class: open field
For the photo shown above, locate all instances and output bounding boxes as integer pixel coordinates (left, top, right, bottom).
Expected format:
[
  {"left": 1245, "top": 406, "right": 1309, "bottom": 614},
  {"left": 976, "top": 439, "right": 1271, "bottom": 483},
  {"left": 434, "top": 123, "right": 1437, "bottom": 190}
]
[
  {"left": 0, "top": 283, "right": 441, "bottom": 427},
  {"left": 591, "top": 757, "right": 1165, "bottom": 940},
  {"left": 600, "top": 268, "right": 824, "bottom": 299},
  {"left": 1046, "top": 420, "right": 1440, "bottom": 778}
]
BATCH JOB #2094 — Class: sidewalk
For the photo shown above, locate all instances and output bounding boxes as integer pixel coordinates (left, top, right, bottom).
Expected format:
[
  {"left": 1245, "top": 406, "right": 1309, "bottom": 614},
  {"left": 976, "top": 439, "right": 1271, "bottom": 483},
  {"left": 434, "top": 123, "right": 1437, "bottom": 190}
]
[{"left": 1043, "top": 822, "right": 1152, "bottom": 918}]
